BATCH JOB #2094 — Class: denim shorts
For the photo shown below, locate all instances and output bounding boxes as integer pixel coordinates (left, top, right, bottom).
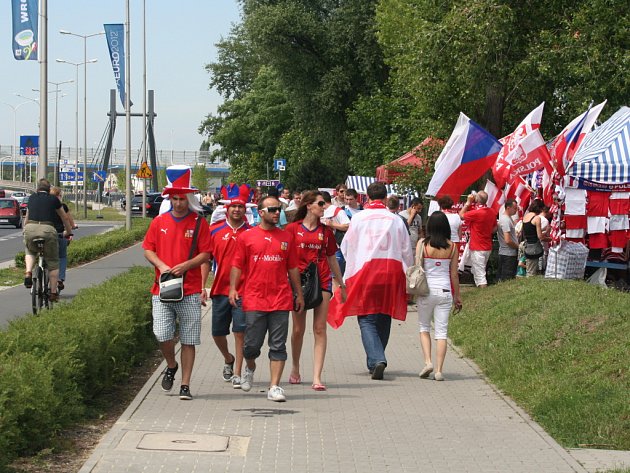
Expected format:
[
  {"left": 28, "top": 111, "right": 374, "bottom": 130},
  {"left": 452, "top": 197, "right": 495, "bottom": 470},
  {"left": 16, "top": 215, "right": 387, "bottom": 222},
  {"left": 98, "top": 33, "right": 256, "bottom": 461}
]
[{"left": 211, "top": 295, "right": 246, "bottom": 336}]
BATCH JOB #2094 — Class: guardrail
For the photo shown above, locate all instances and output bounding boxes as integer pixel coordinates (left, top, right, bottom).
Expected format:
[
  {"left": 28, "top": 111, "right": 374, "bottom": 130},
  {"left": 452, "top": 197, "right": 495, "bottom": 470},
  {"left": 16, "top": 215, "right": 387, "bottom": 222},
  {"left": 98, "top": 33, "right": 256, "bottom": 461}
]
[{"left": 0, "top": 180, "right": 35, "bottom": 192}]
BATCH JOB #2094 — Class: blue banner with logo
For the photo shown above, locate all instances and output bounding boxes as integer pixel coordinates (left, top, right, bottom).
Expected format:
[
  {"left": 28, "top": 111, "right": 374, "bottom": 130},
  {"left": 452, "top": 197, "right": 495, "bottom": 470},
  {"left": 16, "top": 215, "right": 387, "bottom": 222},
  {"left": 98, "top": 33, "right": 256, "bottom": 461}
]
[
  {"left": 12, "top": 0, "right": 38, "bottom": 60},
  {"left": 20, "top": 135, "right": 39, "bottom": 155},
  {"left": 104, "top": 24, "right": 132, "bottom": 108}
]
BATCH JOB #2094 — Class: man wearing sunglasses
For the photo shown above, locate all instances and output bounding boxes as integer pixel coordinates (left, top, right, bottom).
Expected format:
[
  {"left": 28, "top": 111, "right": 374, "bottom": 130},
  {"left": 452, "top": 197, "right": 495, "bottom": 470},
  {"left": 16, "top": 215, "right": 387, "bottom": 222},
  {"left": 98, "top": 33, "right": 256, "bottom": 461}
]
[{"left": 229, "top": 196, "right": 304, "bottom": 402}]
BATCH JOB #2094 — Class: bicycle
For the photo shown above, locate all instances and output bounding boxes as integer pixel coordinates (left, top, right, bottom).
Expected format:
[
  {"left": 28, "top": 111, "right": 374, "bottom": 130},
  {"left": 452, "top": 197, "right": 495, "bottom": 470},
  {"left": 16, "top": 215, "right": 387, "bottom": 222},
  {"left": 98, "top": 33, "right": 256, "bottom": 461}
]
[{"left": 30, "top": 237, "right": 53, "bottom": 314}]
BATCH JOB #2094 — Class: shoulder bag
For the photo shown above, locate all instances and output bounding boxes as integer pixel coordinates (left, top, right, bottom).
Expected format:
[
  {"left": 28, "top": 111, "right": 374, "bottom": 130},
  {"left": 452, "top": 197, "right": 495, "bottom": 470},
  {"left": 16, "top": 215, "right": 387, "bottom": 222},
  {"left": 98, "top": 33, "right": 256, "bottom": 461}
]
[
  {"left": 159, "top": 214, "right": 203, "bottom": 303},
  {"left": 300, "top": 225, "right": 324, "bottom": 310},
  {"left": 406, "top": 239, "right": 430, "bottom": 297}
]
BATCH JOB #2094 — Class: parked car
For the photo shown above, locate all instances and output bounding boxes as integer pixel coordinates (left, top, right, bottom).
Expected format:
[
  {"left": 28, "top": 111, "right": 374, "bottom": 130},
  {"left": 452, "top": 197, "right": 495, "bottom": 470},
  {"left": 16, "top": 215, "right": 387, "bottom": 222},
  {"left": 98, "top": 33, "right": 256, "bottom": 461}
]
[
  {"left": 0, "top": 189, "right": 5, "bottom": 198},
  {"left": 130, "top": 192, "right": 164, "bottom": 217},
  {"left": 10, "top": 191, "right": 27, "bottom": 204},
  {"left": 19, "top": 195, "right": 29, "bottom": 216},
  {"left": 0, "top": 198, "right": 23, "bottom": 228}
]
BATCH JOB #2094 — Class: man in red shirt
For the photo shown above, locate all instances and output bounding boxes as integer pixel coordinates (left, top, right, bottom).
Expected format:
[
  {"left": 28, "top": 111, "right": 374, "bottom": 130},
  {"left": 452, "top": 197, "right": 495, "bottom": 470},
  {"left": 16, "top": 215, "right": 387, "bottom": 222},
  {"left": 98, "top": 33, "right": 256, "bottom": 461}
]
[
  {"left": 459, "top": 190, "right": 497, "bottom": 287},
  {"left": 143, "top": 167, "right": 212, "bottom": 400},
  {"left": 203, "top": 199, "right": 251, "bottom": 388},
  {"left": 229, "top": 196, "right": 304, "bottom": 402}
]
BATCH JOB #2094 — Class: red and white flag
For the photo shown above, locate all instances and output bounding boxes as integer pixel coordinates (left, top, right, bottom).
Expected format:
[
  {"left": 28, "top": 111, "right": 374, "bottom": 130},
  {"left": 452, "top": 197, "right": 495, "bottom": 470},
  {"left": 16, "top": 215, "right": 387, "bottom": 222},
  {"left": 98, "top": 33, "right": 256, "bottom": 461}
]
[
  {"left": 484, "top": 180, "right": 505, "bottom": 214},
  {"left": 549, "top": 101, "right": 606, "bottom": 176},
  {"left": 507, "top": 128, "right": 554, "bottom": 181},
  {"left": 492, "top": 102, "right": 545, "bottom": 188},
  {"left": 328, "top": 205, "right": 413, "bottom": 329},
  {"left": 505, "top": 176, "right": 532, "bottom": 212}
]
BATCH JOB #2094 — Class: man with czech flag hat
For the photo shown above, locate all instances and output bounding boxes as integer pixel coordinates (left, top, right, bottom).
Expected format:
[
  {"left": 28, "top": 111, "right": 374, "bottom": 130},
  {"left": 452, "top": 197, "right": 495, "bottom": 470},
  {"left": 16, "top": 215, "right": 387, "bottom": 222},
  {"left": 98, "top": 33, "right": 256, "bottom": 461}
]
[{"left": 143, "top": 165, "right": 212, "bottom": 400}]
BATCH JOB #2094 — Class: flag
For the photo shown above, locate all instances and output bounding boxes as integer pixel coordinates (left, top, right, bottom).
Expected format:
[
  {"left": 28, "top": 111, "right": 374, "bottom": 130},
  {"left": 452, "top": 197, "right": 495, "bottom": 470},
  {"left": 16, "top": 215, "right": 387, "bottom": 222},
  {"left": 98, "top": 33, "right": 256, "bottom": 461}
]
[
  {"left": 492, "top": 103, "right": 545, "bottom": 188},
  {"left": 549, "top": 101, "right": 606, "bottom": 176},
  {"left": 505, "top": 176, "right": 532, "bottom": 212},
  {"left": 104, "top": 24, "right": 132, "bottom": 109},
  {"left": 12, "top": 0, "right": 38, "bottom": 60},
  {"left": 484, "top": 180, "right": 504, "bottom": 214},
  {"left": 507, "top": 128, "right": 554, "bottom": 180},
  {"left": 426, "top": 113, "right": 502, "bottom": 201},
  {"left": 327, "top": 207, "right": 413, "bottom": 329}
]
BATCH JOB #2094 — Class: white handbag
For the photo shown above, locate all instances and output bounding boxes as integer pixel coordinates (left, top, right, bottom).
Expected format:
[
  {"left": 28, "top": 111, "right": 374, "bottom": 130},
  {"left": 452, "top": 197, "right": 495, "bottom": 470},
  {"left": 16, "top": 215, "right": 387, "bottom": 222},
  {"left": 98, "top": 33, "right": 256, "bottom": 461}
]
[{"left": 406, "top": 240, "right": 430, "bottom": 296}]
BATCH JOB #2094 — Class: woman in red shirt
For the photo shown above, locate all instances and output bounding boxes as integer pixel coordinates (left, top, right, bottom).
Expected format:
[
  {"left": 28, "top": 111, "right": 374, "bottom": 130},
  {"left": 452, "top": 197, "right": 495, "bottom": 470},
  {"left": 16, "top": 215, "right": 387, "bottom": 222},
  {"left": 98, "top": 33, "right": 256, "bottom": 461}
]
[{"left": 285, "top": 191, "right": 346, "bottom": 390}]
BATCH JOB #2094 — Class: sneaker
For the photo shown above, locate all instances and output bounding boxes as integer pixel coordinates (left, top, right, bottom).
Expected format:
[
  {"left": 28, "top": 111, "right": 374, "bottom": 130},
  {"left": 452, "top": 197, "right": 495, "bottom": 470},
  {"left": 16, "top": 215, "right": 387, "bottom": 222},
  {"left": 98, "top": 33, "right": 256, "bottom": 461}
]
[
  {"left": 57, "top": 280, "right": 65, "bottom": 291},
  {"left": 240, "top": 367, "right": 255, "bottom": 392},
  {"left": 161, "top": 363, "right": 178, "bottom": 391},
  {"left": 232, "top": 376, "right": 242, "bottom": 389},
  {"left": 434, "top": 372, "right": 445, "bottom": 381},
  {"left": 179, "top": 385, "right": 193, "bottom": 400},
  {"left": 419, "top": 363, "right": 434, "bottom": 379},
  {"left": 24, "top": 275, "right": 32, "bottom": 289},
  {"left": 222, "top": 356, "right": 235, "bottom": 381},
  {"left": 267, "top": 385, "right": 286, "bottom": 402},
  {"left": 371, "top": 362, "right": 386, "bottom": 380}
]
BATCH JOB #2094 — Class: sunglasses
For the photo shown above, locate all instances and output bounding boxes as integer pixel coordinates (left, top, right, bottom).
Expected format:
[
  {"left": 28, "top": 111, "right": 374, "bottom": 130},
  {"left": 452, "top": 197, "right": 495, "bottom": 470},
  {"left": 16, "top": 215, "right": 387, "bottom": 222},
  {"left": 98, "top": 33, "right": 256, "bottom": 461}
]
[
  {"left": 261, "top": 206, "right": 281, "bottom": 213},
  {"left": 315, "top": 201, "right": 325, "bottom": 207}
]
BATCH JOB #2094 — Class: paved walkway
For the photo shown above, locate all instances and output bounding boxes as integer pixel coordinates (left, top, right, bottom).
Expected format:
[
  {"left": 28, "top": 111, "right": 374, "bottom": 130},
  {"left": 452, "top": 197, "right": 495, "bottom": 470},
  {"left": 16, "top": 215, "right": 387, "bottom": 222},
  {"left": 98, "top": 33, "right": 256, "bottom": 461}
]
[{"left": 77, "top": 300, "right": 628, "bottom": 473}]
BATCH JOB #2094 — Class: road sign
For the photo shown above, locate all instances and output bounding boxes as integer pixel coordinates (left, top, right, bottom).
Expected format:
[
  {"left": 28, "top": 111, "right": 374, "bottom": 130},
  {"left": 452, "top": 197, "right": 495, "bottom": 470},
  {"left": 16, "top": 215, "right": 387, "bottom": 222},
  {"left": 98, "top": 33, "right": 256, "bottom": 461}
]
[
  {"left": 136, "top": 162, "right": 152, "bottom": 179},
  {"left": 273, "top": 159, "right": 286, "bottom": 171},
  {"left": 256, "top": 179, "right": 280, "bottom": 187},
  {"left": 20, "top": 135, "right": 39, "bottom": 156},
  {"left": 92, "top": 171, "right": 106, "bottom": 182},
  {"left": 59, "top": 171, "right": 84, "bottom": 186}
]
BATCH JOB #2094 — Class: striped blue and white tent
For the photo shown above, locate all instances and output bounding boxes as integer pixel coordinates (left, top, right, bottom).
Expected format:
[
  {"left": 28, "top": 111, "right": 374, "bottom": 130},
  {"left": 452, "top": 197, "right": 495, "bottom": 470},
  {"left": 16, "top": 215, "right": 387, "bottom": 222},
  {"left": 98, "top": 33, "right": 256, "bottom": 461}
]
[
  {"left": 345, "top": 175, "right": 419, "bottom": 207},
  {"left": 568, "top": 106, "right": 630, "bottom": 189}
]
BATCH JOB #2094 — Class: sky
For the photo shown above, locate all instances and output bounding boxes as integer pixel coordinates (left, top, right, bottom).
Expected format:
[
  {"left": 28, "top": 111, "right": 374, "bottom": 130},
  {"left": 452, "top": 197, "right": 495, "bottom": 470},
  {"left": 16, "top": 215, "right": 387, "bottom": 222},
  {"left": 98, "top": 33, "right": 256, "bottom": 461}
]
[{"left": 0, "top": 1, "right": 241, "bottom": 160}]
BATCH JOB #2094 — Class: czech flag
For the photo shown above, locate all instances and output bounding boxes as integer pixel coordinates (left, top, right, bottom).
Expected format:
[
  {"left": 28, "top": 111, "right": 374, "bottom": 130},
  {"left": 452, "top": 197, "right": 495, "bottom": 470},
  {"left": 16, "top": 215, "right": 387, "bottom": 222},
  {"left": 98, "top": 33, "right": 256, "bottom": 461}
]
[
  {"left": 550, "top": 101, "right": 606, "bottom": 176},
  {"left": 427, "top": 113, "right": 502, "bottom": 201}
]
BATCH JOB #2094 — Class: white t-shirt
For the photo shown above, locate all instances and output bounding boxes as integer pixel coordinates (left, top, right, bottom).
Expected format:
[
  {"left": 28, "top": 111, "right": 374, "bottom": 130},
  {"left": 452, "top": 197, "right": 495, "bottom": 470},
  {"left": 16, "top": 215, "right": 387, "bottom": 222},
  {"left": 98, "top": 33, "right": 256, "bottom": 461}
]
[
  {"left": 323, "top": 205, "right": 351, "bottom": 225},
  {"left": 446, "top": 212, "right": 462, "bottom": 243}
]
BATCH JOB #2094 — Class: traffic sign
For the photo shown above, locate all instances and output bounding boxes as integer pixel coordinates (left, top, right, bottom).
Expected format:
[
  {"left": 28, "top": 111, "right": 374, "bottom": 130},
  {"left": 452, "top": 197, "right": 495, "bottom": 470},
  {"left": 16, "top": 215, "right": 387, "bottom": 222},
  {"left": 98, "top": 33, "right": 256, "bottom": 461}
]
[
  {"left": 136, "top": 162, "right": 153, "bottom": 179},
  {"left": 273, "top": 159, "right": 286, "bottom": 171},
  {"left": 59, "top": 171, "right": 84, "bottom": 186},
  {"left": 256, "top": 179, "right": 280, "bottom": 187},
  {"left": 92, "top": 171, "right": 106, "bottom": 182},
  {"left": 20, "top": 135, "right": 39, "bottom": 156}
]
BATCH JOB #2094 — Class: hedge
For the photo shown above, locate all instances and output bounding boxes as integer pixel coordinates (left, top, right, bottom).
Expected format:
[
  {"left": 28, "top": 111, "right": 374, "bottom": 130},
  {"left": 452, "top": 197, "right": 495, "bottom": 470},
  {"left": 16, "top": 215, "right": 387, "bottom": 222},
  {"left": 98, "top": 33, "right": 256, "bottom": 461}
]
[{"left": 0, "top": 266, "right": 155, "bottom": 469}]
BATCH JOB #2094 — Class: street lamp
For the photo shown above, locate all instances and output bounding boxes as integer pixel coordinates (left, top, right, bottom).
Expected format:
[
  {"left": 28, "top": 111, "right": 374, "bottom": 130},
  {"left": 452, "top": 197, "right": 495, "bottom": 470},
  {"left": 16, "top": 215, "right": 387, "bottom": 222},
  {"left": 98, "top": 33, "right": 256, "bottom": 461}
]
[
  {"left": 56, "top": 58, "right": 97, "bottom": 212},
  {"left": 33, "top": 80, "right": 73, "bottom": 185},
  {"left": 0, "top": 100, "right": 36, "bottom": 181},
  {"left": 59, "top": 29, "right": 105, "bottom": 218},
  {"left": 14, "top": 93, "right": 47, "bottom": 182}
]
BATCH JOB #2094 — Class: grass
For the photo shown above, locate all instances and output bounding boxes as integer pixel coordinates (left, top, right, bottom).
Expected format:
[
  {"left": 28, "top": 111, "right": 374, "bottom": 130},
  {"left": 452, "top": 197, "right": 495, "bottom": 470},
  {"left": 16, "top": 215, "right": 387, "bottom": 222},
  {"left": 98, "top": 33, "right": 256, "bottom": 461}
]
[
  {"left": 0, "top": 267, "right": 22, "bottom": 287},
  {"left": 450, "top": 277, "right": 630, "bottom": 450}
]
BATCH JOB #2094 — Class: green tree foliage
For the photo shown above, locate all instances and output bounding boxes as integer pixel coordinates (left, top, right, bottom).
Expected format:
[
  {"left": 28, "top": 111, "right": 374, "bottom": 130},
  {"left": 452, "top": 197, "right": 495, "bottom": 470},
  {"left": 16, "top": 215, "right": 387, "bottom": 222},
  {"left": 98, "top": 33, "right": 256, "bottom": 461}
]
[{"left": 191, "top": 164, "right": 209, "bottom": 192}]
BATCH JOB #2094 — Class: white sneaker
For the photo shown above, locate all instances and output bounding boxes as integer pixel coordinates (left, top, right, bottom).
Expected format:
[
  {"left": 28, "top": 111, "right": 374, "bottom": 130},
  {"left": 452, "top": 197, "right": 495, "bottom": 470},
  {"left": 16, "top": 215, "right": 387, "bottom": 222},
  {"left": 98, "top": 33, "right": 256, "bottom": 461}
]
[
  {"left": 232, "top": 376, "right": 242, "bottom": 389},
  {"left": 241, "top": 368, "right": 254, "bottom": 392},
  {"left": 267, "top": 385, "right": 286, "bottom": 402}
]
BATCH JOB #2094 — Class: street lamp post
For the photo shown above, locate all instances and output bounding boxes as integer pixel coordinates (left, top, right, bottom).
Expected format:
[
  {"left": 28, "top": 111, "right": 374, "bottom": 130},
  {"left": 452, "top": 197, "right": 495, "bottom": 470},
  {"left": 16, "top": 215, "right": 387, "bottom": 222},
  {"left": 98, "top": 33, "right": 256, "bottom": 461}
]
[
  {"left": 56, "top": 58, "right": 97, "bottom": 212},
  {"left": 0, "top": 101, "right": 36, "bottom": 181},
  {"left": 59, "top": 29, "right": 105, "bottom": 218},
  {"left": 34, "top": 80, "right": 73, "bottom": 185},
  {"left": 14, "top": 93, "right": 43, "bottom": 182}
]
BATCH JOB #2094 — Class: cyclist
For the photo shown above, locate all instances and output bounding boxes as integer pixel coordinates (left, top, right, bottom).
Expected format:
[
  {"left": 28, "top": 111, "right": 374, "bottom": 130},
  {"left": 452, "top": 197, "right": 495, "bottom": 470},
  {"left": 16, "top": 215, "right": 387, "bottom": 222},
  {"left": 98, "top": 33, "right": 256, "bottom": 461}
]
[
  {"left": 23, "top": 179, "right": 73, "bottom": 302},
  {"left": 50, "top": 186, "right": 77, "bottom": 292}
]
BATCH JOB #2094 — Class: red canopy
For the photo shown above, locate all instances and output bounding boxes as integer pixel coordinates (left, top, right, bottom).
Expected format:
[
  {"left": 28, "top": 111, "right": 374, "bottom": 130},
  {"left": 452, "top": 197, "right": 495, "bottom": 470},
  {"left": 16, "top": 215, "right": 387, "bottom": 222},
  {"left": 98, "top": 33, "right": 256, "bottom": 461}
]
[{"left": 376, "top": 137, "right": 441, "bottom": 183}]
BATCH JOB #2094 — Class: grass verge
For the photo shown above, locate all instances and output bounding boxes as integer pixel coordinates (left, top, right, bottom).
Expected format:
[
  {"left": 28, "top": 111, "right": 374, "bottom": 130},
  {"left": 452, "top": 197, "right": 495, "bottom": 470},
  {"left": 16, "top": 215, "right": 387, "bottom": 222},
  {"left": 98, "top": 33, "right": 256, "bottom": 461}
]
[
  {"left": 0, "top": 266, "right": 156, "bottom": 470},
  {"left": 450, "top": 277, "right": 630, "bottom": 450}
]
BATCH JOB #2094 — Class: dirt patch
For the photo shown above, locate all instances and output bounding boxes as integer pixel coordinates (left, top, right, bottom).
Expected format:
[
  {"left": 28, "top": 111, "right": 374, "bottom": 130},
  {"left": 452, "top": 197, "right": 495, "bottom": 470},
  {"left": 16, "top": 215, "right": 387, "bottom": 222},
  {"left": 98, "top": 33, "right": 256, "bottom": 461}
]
[{"left": 9, "top": 351, "right": 163, "bottom": 473}]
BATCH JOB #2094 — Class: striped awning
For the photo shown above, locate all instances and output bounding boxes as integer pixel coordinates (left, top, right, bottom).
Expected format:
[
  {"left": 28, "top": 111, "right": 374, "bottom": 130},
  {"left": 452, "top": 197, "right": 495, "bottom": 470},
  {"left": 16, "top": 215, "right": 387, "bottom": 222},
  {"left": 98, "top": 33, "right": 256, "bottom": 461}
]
[
  {"left": 569, "top": 107, "right": 630, "bottom": 185},
  {"left": 344, "top": 175, "right": 418, "bottom": 207}
]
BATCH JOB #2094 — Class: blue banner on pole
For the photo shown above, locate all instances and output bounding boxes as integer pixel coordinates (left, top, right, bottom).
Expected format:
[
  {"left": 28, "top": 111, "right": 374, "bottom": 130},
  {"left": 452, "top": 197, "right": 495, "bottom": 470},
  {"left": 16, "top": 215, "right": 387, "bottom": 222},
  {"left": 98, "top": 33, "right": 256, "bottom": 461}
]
[
  {"left": 11, "top": 0, "right": 38, "bottom": 60},
  {"left": 20, "top": 135, "right": 39, "bottom": 156},
  {"left": 104, "top": 24, "right": 132, "bottom": 108}
]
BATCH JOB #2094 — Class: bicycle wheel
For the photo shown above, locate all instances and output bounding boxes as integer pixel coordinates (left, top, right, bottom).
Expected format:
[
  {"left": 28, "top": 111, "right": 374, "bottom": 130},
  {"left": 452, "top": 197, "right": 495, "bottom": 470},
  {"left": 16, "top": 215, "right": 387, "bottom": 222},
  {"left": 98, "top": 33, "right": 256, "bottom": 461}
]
[
  {"left": 43, "top": 269, "right": 51, "bottom": 310},
  {"left": 32, "top": 266, "right": 43, "bottom": 314}
]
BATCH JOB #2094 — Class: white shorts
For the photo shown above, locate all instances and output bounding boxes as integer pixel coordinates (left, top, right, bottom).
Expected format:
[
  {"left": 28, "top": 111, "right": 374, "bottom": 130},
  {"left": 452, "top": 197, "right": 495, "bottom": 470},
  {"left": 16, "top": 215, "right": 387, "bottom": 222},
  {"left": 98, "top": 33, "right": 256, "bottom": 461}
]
[{"left": 152, "top": 294, "right": 202, "bottom": 345}]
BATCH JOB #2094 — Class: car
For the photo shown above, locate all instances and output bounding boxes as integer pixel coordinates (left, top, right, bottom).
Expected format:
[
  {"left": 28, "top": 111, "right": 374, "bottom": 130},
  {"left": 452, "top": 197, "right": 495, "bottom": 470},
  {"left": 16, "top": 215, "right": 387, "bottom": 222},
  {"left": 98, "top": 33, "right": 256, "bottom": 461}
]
[
  {"left": 10, "top": 191, "right": 27, "bottom": 204},
  {"left": 130, "top": 192, "right": 164, "bottom": 217},
  {"left": 19, "top": 195, "right": 29, "bottom": 216},
  {"left": 0, "top": 198, "right": 23, "bottom": 228}
]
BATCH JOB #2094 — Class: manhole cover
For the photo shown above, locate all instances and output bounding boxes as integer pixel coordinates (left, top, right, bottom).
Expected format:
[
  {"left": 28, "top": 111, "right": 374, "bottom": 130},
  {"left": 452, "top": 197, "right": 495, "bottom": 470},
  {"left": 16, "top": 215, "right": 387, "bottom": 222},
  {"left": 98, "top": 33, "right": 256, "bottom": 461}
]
[{"left": 137, "top": 433, "right": 229, "bottom": 452}]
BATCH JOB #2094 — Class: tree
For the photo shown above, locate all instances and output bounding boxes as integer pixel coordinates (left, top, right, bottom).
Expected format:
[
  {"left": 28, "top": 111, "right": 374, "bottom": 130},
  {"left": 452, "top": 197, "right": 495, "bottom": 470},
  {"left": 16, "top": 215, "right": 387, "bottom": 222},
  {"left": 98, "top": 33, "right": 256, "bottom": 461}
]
[{"left": 191, "top": 164, "right": 209, "bottom": 192}]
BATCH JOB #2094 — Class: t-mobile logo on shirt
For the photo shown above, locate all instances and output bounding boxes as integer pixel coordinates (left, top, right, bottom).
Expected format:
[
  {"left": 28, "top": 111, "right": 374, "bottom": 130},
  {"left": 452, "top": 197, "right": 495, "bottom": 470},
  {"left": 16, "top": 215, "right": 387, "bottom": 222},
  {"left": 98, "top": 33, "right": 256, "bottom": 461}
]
[{"left": 253, "top": 254, "right": 284, "bottom": 263}]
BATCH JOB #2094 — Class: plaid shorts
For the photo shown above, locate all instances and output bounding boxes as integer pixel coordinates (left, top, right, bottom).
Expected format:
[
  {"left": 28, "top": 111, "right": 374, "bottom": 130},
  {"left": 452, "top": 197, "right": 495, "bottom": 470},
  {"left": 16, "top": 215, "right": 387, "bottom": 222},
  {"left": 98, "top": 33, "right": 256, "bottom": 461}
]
[{"left": 152, "top": 294, "right": 202, "bottom": 345}]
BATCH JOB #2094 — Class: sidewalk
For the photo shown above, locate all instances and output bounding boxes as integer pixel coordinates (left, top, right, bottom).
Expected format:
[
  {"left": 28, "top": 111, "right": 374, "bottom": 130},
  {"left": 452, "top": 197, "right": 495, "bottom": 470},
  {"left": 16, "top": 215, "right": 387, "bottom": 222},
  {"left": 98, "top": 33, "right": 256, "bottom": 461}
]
[{"left": 78, "top": 302, "right": 628, "bottom": 473}]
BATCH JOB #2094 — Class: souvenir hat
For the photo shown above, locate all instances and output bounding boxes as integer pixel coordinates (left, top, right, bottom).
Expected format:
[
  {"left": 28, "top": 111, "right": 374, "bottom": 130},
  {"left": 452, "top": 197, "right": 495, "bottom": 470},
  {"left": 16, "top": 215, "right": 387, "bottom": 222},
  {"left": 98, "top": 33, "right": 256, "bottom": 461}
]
[
  {"left": 220, "top": 183, "right": 257, "bottom": 208},
  {"left": 162, "top": 165, "right": 196, "bottom": 196}
]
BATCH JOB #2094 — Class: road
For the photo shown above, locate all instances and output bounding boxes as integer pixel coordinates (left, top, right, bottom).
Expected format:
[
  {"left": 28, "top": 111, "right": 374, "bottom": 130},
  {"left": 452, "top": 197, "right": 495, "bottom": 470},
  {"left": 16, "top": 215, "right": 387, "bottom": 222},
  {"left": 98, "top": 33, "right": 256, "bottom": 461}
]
[{"left": 0, "top": 221, "right": 120, "bottom": 268}]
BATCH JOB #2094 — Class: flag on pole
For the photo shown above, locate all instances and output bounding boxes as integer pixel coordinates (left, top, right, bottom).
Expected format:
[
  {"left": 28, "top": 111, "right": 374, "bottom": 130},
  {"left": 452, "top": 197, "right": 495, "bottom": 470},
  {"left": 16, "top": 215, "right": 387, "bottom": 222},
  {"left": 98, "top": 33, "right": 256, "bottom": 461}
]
[
  {"left": 492, "top": 102, "right": 545, "bottom": 188},
  {"left": 549, "top": 101, "right": 607, "bottom": 176},
  {"left": 11, "top": 0, "right": 38, "bottom": 60},
  {"left": 505, "top": 176, "right": 532, "bottom": 212},
  {"left": 484, "top": 180, "right": 505, "bottom": 214},
  {"left": 426, "top": 113, "right": 502, "bottom": 201},
  {"left": 506, "top": 128, "right": 554, "bottom": 181}
]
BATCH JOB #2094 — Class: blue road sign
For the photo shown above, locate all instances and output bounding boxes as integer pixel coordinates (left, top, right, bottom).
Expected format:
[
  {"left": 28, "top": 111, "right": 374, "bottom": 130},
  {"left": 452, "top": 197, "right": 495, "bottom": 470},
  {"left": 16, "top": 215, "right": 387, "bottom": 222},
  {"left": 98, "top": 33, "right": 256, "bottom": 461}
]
[
  {"left": 20, "top": 135, "right": 39, "bottom": 156},
  {"left": 59, "top": 171, "right": 84, "bottom": 182},
  {"left": 92, "top": 170, "right": 106, "bottom": 182},
  {"left": 273, "top": 159, "right": 286, "bottom": 171}
]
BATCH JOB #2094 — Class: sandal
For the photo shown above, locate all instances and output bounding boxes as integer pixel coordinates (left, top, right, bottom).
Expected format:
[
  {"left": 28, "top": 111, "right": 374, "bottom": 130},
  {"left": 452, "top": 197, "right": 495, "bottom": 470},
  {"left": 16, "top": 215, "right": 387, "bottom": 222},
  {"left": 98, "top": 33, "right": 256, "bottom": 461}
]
[
  {"left": 288, "top": 374, "right": 301, "bottom": 385},
  {"left": 312, "top": 383, "right": 327, "bottom": 391},
  {"left": 24, "top": 272, "right": 32, "bottom": 289}
]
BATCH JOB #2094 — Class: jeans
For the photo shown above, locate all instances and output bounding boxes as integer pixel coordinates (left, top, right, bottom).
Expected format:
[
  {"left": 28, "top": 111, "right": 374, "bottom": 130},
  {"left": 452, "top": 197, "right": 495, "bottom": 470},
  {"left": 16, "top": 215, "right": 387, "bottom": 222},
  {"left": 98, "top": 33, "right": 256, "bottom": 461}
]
[
  {"left": 336, "top": 248, "right": 346, "bottom": 276},
  {"left": 497, "top": 254, "right": 517, "bottom": 281},
  {"left": 357, "top": 313, "right": 391, "bottom": 371},
  {"left": 58, "top": 234, "right": 68, "bottom": 282}
]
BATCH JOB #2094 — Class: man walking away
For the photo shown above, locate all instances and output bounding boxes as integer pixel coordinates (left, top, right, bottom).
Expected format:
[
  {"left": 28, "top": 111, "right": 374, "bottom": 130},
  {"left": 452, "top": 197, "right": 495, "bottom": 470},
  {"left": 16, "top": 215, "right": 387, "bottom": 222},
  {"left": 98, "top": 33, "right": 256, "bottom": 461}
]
[{"left": 328, "top": 182, "right": 413, "bottom": 380}]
